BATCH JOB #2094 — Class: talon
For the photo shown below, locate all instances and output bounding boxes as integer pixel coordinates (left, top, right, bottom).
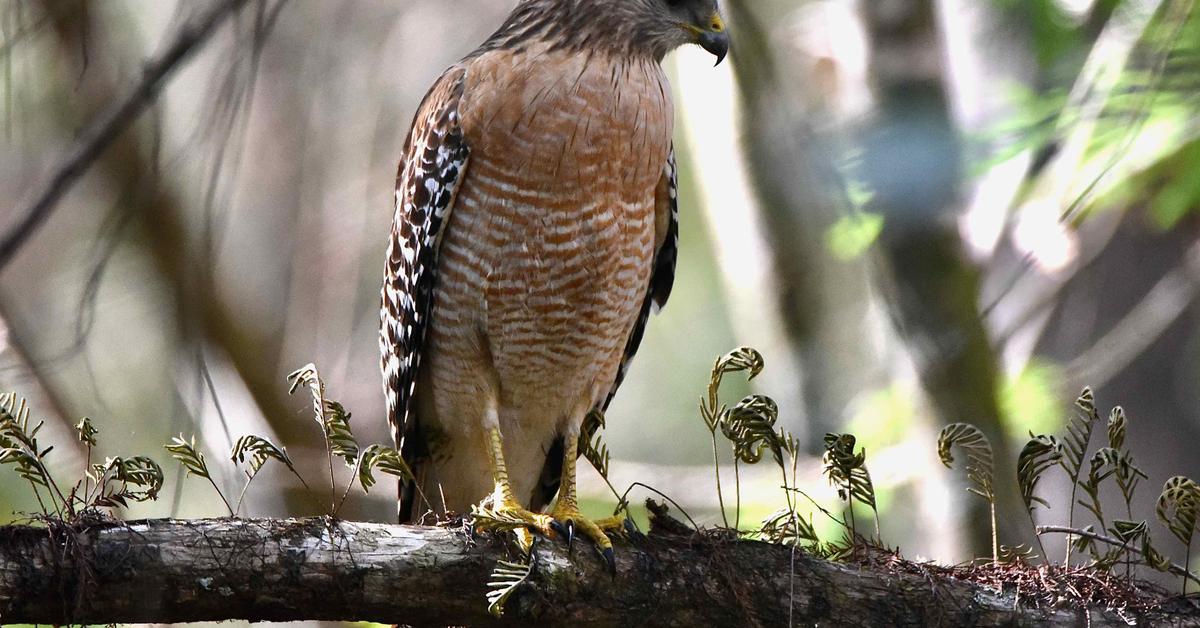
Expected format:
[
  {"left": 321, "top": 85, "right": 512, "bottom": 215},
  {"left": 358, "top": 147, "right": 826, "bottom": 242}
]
[
  {"left": 550, "top": 519, "right": 569, "bottom": 541},
  {"left": 566, "top": 520, "right": 576, "bottom": 551},
  {"left": 601, "top": 546, "right": 616, "bottom": 576},
  {"left": 623, "top": 517, "right": 639, "bottom": 538}
]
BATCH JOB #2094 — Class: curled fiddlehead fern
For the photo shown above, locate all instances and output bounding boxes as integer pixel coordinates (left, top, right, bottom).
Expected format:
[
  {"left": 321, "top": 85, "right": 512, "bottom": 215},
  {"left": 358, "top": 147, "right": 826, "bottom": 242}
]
[
  {"left": 937, "top": 423, "right": 997, "bottom": 563},
  {"left": 822, "top": 433, "right": 878, "bottom": 540},
  {"left": 722, "top": 394, "right": 781, "bottom": 465},
  {"left": 1018, "top": 433, "right": 1061, "bottom": 560},
  {"left": 1157, "top": 476, "right": 1200, "bottom": 593}
]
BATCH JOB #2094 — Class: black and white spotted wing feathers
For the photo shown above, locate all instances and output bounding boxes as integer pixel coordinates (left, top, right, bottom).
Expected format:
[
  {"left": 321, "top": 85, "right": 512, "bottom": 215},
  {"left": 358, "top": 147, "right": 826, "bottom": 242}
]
[{"left": 379, "top": 68, "right": 470, "bottom": 521}]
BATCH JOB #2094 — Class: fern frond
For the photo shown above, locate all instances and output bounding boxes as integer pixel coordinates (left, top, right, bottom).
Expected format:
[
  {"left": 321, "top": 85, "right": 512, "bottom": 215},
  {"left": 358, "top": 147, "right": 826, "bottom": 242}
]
[
  {"left": 579, "top": 408, "right": 611, "bottom": 478},
  {"left": 75, "top": 417, "right": 98, "bottom": 447},
  {"left": 166, "top": 434, "right": 211, "bottom": 479},
  {"left": 486, "top": 558, "right": 533, "bottom": 617},
  {"left": 713, "top": 346, "right": 765, "bottom": 381},
  {"left": 1157, "top": 476, "right": 1200, "bottom": 546},
  {"left": 1107, "top": 406, "right": 1127, "bottom": 450},
  {"left": 356, "top": 444, "right": 415, "bottom": 492},
  {"left": 166, "top": 433, "right": 232, "bottom": 514},
  {"left": 700, "top": 347, "right": 767, "bottom": 530},
  {"left": 822, "top": 433, "right": 876, "bottom": 509},
  {"left": 1018, "top": 434, "right": 1061, "bottom": 515},
  {"left": 1063, "top": 387, "right": 1099, "bottom": 479},
  {"left": 92, "top": 456, "right": 164, "bottom": 508},
  {"left": 231, "top": 435, "right": 296, "bottom": 475},
  {"left": 722, "top": 394, "right": 781, "bottom": 465},
  {"left": 1111, "top": 518, "right": 1148, "bottom": 544},
  {"left": 999, "top": 544, "right": 1037, "bottom": 565},
  {"left": 760, "top": 507, "right": 819, "bottom": 547},
  {"left": 936, "top": 423, "right": 995, "bottom": 501},
  {"left": 323, "top": 401, "right": 358, "bottom": 465},
  {"left": 0, "top": 392, "right": 66, "bottom": 514},
  {"left": 701, "top": 347, "right": 765, "bottom": 432},
  {"left": 1061, "top": 386, "right": 1101, "bottom": 566},
  {"left": 1079, "top": 447, "right": 1118, "bottom": 527},
  {"left": 287, "top": 364, "right": 359, "bottom": 466}
]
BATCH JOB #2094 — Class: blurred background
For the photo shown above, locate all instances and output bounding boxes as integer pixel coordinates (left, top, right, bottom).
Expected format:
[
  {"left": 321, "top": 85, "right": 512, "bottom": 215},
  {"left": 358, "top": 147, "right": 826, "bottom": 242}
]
[{"left": 1, "top": 0, "right": 1199, "bottom": 580}]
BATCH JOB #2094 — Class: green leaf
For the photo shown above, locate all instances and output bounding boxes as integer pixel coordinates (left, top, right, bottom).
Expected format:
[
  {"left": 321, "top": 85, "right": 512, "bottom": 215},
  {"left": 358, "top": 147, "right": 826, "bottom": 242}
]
[
  {"left": 825, "top": 212, "right": 884, "bottom": 261},
  {"left": 1157, "top": 476, "right": 1200, "bottom": 546},
  {"left": 231, "top": 434, "right": 297, "bottom": 476},
  {"left": 357, "top": 444, "right": 415, "bottom": 492},
  {"left": 1018, "top": 433, "right": 1061, "bottom": 515},
  {"left": 165, "top": 434, "right": 211, "bottom": 480}
]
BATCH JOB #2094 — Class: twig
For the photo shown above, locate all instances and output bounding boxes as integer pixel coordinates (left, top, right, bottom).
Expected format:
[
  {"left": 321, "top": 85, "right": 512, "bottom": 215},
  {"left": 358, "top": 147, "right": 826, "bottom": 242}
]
[
  {"left": 1038, "top": 525, "right": 1200, "bottom": 586},
  {"left": 0, "top": 0, "right": 254, "bottom": 271}
]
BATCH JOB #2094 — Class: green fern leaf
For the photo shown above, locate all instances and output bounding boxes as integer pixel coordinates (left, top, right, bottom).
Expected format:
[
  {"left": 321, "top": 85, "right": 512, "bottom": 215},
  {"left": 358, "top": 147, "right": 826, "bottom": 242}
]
[
  {"left": 937, "top": 423, "right": 995, "bottom": 501},
  {"left": 1018, "top": 434, "right": 1061, "bottom": 514}
]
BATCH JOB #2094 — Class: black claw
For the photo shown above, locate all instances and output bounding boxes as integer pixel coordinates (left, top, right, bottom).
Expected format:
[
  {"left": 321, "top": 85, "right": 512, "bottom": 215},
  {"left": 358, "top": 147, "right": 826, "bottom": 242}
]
[
  {"left": 623, "top": 517, "right": 639, "bottom": 538},
  {"left": 566, "top": 520, "right": 576, "bottom": 552},
  {"left": 549, "top": 519, "right": 568, "bottom": 542},
  {"left": 602, "top": 547, "right": 616, "bottom": 576}
]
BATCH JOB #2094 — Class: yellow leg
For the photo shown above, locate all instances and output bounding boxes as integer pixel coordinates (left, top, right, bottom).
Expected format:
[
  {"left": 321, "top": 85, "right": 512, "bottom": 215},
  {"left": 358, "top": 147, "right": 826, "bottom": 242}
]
[
  {"left": 548, "top": 437, "right": 621, "bottom": 571},
  {"left": 472, "top": 427, "right": 553, "bottom": 552},
  {"left": 471, "top": 427, "right": 624, "bottom": 571}
]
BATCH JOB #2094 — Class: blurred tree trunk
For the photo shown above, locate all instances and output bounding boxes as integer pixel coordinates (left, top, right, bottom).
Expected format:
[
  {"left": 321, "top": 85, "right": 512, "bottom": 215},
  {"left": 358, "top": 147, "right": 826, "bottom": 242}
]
[
  {"left": 856, "top": 0, "right": 1025, "bottom": 555},
  {"left": 724, "top": 0, "right": 886, "bottom": 448}
]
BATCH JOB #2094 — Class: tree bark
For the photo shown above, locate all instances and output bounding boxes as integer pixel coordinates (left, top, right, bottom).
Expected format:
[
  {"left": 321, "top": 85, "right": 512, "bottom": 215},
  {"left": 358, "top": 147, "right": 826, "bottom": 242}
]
[{"left": 0, "top": 516, "right": 1196, "bottom": 627}]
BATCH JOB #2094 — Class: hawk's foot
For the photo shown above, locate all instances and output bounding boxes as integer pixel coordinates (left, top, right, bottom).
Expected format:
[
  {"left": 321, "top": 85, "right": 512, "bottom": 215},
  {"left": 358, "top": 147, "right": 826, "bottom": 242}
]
[
  {"left": 595, "top": 512, "right": 635, "bottom": 538},
  {"left": 471, "top": 496, "right": 554, "bottom": 553},
  {"left": 548, "top": 499, "right": 617, "bottom": 573}
]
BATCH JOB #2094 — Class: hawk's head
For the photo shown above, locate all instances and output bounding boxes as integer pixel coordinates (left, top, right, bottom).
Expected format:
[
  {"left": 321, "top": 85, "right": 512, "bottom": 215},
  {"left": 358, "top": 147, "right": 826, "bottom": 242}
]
[
  {"left": 637, "top": 0, "right": 729, "bottom": 63},
  {"left": 486, "top": 0, "right": 730, "bottom": 64}
]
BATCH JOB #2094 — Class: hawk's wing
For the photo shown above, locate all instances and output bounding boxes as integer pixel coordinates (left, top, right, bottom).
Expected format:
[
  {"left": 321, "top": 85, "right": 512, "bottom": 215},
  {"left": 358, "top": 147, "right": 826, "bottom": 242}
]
[
  {"left": 531, "top": 146, "right": 679, "bottom": 510},
  {"left": 380, "top": 67, "right": 470, "bottom": 522}
]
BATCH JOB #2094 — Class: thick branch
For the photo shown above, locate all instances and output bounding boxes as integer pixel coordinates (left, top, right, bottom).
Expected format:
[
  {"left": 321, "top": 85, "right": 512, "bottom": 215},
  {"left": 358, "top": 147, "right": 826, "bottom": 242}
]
[{"left": 0, "top": 517, "right": 1196, "bottom": 626}]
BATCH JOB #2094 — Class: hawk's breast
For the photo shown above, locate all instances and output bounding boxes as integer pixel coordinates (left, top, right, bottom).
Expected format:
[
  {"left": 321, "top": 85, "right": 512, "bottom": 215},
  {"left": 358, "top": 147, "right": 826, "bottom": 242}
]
[{"left": 431, "top": 46, "right": 673, "bottom": 427}]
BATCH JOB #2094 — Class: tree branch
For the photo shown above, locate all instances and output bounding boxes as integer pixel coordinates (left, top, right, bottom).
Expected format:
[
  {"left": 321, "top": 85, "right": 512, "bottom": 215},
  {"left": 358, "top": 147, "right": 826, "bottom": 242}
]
[
  {"left": 1, "top": 517, "right": 1197, "bottom": 626},
  {"left": 0, "top": 0, "right": 253, "bottom": 271}
]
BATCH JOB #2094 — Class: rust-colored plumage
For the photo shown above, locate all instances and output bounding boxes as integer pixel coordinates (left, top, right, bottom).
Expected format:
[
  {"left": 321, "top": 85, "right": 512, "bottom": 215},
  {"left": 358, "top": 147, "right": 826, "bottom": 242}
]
[{"left": 380, "top": 0, "right": 727, "bottom": 557}]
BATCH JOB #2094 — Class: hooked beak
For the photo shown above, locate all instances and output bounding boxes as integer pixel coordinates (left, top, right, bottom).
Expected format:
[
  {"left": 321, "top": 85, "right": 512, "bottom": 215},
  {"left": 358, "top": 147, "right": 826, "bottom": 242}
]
[
  {"left": 698, "top": 29, "right": 729, "bottom": 65},
  {"left": 696, "top": 13, "right": 729, "bottom": 65}
]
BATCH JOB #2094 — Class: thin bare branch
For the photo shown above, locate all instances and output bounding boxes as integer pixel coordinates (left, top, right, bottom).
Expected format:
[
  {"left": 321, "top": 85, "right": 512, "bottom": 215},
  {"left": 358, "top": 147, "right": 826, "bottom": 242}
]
[{"left": 0, "top": 0, "right": 254, "bottom": 271}]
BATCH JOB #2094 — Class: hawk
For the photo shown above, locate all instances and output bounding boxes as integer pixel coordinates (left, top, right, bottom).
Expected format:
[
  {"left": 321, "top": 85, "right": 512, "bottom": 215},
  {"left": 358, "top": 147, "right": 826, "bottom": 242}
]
[{"left": 379, "top": 0, "right": 728, "bottom": 566}]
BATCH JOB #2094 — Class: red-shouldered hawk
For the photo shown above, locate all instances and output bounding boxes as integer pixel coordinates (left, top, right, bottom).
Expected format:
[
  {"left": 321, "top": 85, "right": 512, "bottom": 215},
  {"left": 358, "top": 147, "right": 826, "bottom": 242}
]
[{"left": 380, "top": 0, "right": 728, "bottom": 568}]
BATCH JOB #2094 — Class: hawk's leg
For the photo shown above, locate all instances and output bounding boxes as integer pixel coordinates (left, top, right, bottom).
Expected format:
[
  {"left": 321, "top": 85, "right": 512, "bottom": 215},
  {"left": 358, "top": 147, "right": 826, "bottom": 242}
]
[
  {"left": 474, "top": 427, "right": 553, "bottom": 552},
  {"left": 548, "top": 436, "right": 621, "bottom": 572},
  {"left": 472, "top": 427, "right": 621, "bottom": 571}
]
